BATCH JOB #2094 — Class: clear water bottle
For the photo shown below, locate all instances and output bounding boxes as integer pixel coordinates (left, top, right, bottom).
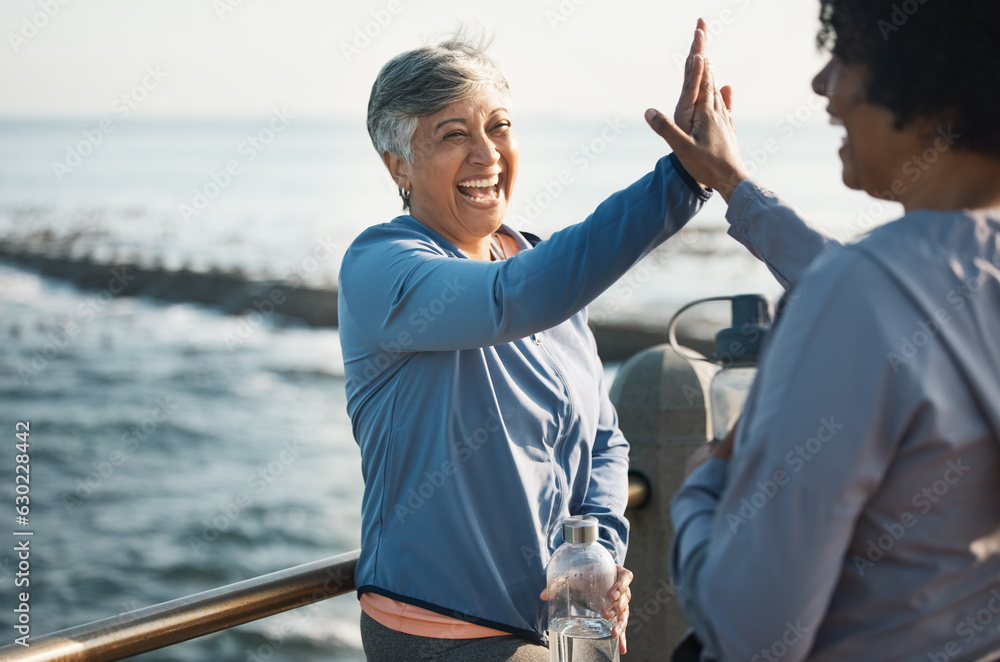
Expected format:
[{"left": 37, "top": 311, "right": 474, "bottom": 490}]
[{"left": 547, "top": 515, "right": 618, "bottom": 662}]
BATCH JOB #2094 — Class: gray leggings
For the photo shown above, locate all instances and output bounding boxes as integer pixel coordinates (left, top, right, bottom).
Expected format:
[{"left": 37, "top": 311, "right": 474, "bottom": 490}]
[{"left": 360, "top": 611, "right": 550, "bottom": 662}]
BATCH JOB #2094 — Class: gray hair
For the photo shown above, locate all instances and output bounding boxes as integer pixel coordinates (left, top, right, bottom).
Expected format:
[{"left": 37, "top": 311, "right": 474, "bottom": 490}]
[{"left": 366, "top": 31, "right": 511, "bottom": 168}]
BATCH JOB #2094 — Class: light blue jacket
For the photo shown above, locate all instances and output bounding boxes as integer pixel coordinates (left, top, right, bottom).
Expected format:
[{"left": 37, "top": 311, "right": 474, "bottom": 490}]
[
  {"left": 672, "top": 180, "right": 1000, "bottom": 660},
  {"left": 339, "top": 154, "right": 709, "bottom": 641}
]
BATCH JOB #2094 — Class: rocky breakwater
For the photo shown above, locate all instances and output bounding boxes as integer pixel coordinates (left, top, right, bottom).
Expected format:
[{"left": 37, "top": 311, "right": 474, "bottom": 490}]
[{"left": 0, "top": 241, "right": 711, "bottom": 362}]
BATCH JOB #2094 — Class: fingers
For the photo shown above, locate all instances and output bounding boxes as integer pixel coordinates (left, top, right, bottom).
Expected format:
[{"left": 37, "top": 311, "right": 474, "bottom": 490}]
[
  {"left": 687, "top": 21, "right": 706, "bottom": 73},
  {"left": 645, "top": 108, "right": 694, "bottom": 153},
  {"left": 703, "top": 60, "right": 731, "bottom": 117},
  {"left": 676, "top": 51, "right": 705, "bottom": 122},
  {"left": 675, "top": 20, "right": 708, "bottom": 134},
  {"left": 684, "top": 18, "right": 706, "bottom": 75},
  {"left": 538, "top": 587, "right": 548, "bottom": 601},
  {"left": 606, "top": 565, "right": 633, "bottom": 646},
  {"left": 698, "top": 58, "right": 732, "bottom": 117},
  {"left": 720, "top": 84, "right": 735, "bottom": 112},
  {"left": 700, "top": 56, "right": 716, "bottom": 102},
  {"left": 691, "top": 18, "right": 707, "bottom": 58},
  {"left": 616, "top": 565, "right": 634, "bottom": 590},
  {"left": 607, "top": 581, "right": 631, "bottom": 617},
  {"left": 620, "top": 631, "right": 628, "bottom": 655}
]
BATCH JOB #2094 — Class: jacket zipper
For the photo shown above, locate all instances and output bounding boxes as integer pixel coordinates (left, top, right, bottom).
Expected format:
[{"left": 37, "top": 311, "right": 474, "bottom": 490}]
[{"left": 532, "top": 330, "right": 577, "bottom": 539}]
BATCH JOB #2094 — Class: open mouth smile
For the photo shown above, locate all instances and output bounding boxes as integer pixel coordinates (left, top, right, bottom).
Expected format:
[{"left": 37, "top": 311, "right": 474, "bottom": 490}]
[{"left": 456, "top": 174, "right": 502, "bottom": 205}]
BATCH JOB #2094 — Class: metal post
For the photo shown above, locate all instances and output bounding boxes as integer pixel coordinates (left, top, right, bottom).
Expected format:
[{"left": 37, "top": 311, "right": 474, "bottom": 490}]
[{"left": 611, "top": 343, "right": 715, "bottom": 660}]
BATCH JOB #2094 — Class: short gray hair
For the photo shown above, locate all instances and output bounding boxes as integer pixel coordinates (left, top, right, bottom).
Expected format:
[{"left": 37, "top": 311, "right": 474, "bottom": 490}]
[{"left": 366, "top": 32, "right": 511, "bottom": 167}]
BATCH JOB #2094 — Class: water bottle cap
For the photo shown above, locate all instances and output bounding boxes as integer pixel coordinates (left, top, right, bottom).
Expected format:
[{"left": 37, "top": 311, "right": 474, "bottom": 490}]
[
  {"left": 712, "top": 294, "right": 772, "bottom": 364},
  {"left": 562, "top": 515, "right": 598, "bottom": 544}
]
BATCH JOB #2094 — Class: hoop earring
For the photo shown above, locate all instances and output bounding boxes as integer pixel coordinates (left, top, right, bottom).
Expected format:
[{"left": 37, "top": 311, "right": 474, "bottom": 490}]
[{"left": 399, "top": 187, "right": 411, "bottom": 201}]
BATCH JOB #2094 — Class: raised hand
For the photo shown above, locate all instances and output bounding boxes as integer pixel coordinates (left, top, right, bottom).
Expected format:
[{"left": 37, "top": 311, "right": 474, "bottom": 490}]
[
  {"left": 674, "top": 18, "right": 707, "bottom": 134},
  {"left": 647, "top": 21, "right": 749, "bottom": 202}
]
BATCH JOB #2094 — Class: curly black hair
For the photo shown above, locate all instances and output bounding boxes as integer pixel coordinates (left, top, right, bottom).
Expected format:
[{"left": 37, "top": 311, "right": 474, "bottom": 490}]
[{"left": 818, "top": 0, "right": 1000, "bottom": 157}]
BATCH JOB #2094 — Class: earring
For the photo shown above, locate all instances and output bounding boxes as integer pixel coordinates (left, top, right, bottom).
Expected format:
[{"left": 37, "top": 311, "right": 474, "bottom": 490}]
[{"left": 399, "top": 187, "right": 411, "bottom": 201}]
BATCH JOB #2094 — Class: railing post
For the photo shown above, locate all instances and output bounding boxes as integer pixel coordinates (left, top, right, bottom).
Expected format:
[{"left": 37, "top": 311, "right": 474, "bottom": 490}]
[{"left": 611, "top": 343, "right": 715, "bottom": 660}]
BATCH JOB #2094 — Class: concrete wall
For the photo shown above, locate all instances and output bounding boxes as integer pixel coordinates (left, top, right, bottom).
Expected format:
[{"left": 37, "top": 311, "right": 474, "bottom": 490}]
[{"left": 611, "top": 343, "right": 716, "bottom": 660}]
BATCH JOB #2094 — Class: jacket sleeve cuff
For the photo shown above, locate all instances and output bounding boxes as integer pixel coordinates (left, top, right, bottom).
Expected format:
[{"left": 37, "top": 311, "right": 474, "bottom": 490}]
[{"left": 669, "top": 153, "right": 713, "bottom": 202}]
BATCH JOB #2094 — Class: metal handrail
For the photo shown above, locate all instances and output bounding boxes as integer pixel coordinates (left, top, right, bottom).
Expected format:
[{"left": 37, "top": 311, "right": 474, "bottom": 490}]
[
  {"left": 0, "top": 550, "right": 358, "bottom": 662},
  {"left": 1, "top": 486, "right": 651, "bottom": 662}
]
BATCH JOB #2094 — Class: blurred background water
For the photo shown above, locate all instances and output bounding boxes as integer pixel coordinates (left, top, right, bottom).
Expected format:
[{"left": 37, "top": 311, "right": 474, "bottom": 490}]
[{"left": 0, "top": 114, "right": 886, "bottom": 661}]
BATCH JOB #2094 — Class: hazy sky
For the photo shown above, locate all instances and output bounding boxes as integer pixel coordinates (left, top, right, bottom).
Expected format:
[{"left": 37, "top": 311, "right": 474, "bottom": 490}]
[{"left": 1, "top": 0, "right": 829, "bottom": 121}]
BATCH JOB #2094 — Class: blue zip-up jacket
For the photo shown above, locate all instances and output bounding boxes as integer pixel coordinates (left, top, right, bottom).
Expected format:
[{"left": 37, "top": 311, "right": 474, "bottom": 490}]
[{"left": 339, "top": 153, "right": 710, "bottom": 641}]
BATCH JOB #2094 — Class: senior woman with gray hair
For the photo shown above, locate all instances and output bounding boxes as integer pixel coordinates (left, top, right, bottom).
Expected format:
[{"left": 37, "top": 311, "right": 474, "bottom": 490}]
[{"left": 339, "top": 30, "right": 709, "bottom": 661}]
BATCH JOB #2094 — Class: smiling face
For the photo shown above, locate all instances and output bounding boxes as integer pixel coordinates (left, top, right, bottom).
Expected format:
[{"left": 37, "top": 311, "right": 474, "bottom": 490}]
[
  {"left": 812, "top": 58, "right": 931, "bottom": 199},
  {"left": 385, "top": 86, "right": 518, "bottom": 258}
]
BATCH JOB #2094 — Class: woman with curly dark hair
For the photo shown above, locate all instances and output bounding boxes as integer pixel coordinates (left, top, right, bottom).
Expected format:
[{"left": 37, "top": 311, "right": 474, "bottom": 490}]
[{"left": 647, "top": 1, "right": 1000, "bottom": 660}]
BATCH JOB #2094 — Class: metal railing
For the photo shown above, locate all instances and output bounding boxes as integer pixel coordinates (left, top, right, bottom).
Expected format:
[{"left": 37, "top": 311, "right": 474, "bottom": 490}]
[
  {"left": 0, "top": 483, "right": 651, "bottom": 662},
  {"left": 0, "top": 550, "right": 358, "bottom": 662}
]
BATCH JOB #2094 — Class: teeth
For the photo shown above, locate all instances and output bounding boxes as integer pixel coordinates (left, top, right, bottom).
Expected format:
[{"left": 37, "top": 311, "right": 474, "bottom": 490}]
[{"left": 458, "top": 175, "right": 499, "bottom": 188}]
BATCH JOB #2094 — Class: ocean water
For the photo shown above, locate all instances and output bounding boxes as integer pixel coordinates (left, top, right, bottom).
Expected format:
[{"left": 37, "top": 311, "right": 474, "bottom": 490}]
[
  {"left": 0, "top": 115, "right": 885, "bottom": 660},
  {"left": 0, "top": 264, "right": 362, "bottom": 660}
]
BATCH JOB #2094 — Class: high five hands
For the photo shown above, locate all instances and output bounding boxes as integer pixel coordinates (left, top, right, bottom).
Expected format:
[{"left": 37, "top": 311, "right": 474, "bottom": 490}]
[{"left": 646, "top": 18, "right": 750, "bottom": 202}]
